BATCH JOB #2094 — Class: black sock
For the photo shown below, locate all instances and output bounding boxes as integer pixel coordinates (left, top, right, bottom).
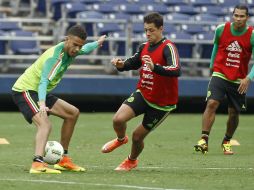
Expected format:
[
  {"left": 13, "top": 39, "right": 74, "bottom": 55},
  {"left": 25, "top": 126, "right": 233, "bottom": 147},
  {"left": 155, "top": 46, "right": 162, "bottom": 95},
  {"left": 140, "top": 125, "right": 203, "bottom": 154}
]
[
  {"left": 223, "top": 135, "right": 232, "bottom": 142},
  {"left": 33, "top": 155, "right": 43, "bottom": 163},
  {"left": 202, "top": 131, "right": 210, "bottom": 136},
  {"left": 201, "top": 131, "right": 209, "bottom": 143},
  {"left": 64, "top": 150, "right": 68, "bottom": 155}
]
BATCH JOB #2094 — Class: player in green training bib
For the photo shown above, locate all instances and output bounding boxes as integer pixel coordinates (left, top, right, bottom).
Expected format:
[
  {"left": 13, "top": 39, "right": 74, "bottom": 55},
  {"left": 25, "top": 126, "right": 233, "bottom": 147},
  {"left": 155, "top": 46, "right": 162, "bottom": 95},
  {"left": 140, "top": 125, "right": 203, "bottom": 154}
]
[{"left": 12, "top": 25, "right": 106, "bottom": 174}]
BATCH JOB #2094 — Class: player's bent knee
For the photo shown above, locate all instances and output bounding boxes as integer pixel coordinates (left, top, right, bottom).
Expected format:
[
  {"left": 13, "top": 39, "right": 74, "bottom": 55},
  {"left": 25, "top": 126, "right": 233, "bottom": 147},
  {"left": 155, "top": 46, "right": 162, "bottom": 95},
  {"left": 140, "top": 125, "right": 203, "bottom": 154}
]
[
  {"left": 66, "top": 106, "right": 79, "bottom": 120},
  {"left": 132, "top": 131, "right": 143, "bottom": 144},
  {"left": 206, "top": 100, "right": 219, "bottom": 110},
  {"left": 72, "top": 107, "right": 80, "bottom": 118},
  {"left": 112, "top": 114, "right": 125, "bottom": 125}
]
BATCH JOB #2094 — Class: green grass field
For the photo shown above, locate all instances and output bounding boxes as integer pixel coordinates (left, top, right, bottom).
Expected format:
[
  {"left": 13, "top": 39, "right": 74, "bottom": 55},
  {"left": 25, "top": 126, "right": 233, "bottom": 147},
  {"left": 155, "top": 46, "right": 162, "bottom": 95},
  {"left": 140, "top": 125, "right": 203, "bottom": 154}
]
[{"left": 0, "top": 112, "right": 254, "bottom": 190}]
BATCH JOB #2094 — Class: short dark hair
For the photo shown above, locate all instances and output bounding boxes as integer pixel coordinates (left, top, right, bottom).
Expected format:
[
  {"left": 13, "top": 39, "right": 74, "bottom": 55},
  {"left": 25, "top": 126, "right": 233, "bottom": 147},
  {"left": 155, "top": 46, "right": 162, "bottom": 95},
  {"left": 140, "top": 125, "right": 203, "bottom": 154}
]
[
  {"left": 67, "top": 25, "right": 87, "bottom": 40},
  {"left": 233, "top": 4, "right": 249, "bottom": 16},
  {"left": 143, "top": 12, "right": 163, "bottom": 28}
]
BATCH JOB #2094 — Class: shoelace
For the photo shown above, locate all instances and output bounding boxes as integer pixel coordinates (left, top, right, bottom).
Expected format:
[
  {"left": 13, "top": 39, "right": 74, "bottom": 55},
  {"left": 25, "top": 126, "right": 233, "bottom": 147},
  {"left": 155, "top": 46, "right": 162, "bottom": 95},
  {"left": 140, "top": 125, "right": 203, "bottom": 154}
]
[
  {"left": 108, "top": 139, "right": 122, "bottom": 148},
  {"left": 198, "top": 139, "right": 207, "bottom": 146},
  {"left": 223, "top": 144, "right": 232, "bottom": 151}
]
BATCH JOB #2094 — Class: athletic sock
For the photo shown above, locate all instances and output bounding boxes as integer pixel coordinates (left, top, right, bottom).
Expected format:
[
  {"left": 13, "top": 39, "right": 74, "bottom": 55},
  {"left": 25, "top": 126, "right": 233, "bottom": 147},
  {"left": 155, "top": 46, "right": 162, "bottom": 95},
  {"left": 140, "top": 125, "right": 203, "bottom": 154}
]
[
  {"left": 117, "top": 137, "right": 126, "bottom": 142},
  {"left": 128, "top": 155, "right": 137, "bottom": 161},
  {"left": 64, "top": 150, "right": 68, "bottom": 155},
  {"left": 33, "top": 155, "right": 43, "bottom": 163},
  {"left": 201, "top": 131, "right": 210, "bottom": 143},
  {"left": 223, "top": 135, "right": 232, "bottom": 142}
]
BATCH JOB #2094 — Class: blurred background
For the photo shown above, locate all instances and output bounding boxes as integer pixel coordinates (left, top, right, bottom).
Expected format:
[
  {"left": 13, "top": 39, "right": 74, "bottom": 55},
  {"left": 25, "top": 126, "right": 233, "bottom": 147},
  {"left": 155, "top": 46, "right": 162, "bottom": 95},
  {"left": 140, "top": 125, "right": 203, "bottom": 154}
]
[{"left": 1, "top": 0, "right": 254, "bottom": 113}]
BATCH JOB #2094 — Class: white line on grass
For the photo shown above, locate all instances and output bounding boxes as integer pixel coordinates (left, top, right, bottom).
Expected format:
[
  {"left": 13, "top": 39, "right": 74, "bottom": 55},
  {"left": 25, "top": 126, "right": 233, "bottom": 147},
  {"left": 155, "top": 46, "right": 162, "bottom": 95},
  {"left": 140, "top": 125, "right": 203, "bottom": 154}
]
[
  {"left": 89, "top": 165, "right": 254, "bottom": 170},
  {"left": 0, "top": 179, "right": 185, "bottom": 190},
  {"left": 0, "top": 162, "right": 253, "bottom": 170},
  {"left": 138, "top": 166, "right": 254, "bottom": 170}
]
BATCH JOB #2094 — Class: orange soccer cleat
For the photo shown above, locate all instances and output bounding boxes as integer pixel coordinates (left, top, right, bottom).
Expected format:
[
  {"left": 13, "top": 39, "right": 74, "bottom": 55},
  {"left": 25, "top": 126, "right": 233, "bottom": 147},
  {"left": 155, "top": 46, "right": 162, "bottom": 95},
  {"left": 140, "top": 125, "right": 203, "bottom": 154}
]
[
  {"left": 101, "top": 136, "right": 128, "bottom": 153},
  {"left": 115, "top": 157, "right": 138, "bottom": 171},
  {"left": 29, "top": 161, "right": 61, "bottom": 174},
  {"left": 54, "top": 155, "right": 85, "bottom": 172}
]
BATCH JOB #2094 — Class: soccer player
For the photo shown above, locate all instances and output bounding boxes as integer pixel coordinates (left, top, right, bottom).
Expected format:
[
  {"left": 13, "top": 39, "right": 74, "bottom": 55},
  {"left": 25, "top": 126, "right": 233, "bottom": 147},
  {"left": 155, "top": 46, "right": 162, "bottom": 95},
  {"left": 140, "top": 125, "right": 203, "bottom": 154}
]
[
  {"left": 12, "top": 25, "right": 106, "bottom": 173},
  {"left": 101, "top": 12, "right": 181, "bottom": 171},
  {"left": 194, "top": 4, "right": 254, "bottom": 155}
]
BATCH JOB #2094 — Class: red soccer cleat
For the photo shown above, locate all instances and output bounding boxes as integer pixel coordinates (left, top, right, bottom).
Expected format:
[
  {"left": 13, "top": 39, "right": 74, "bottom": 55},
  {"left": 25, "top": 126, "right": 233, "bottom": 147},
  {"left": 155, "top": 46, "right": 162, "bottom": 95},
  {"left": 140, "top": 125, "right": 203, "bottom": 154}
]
[
  {"left": 101, "top": 136, "right": 128, "bottom": 153},
  {"left": 115, "top": 157, "right": 138, "bottom": 171}
]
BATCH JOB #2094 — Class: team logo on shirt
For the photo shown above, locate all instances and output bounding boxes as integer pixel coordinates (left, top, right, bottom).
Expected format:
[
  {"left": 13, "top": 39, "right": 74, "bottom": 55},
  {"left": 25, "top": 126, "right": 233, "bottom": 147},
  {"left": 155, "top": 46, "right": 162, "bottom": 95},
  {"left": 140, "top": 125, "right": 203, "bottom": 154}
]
[{"left": 226, "top": 41, "right": 242, "bottom": 52}]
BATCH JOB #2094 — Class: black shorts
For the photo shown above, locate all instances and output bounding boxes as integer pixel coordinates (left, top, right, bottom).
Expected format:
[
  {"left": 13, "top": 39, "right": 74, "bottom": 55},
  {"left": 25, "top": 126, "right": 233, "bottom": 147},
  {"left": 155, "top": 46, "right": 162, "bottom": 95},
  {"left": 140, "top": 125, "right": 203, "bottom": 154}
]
[
  {"left": 12, "top": 90, "right": 58, "bottom": 124},
  {"left": 206, "top": 76, "right": 246, "bottom": 112},
  {"left": 123, "top": 91, "right": 170, "bottom": 131}
]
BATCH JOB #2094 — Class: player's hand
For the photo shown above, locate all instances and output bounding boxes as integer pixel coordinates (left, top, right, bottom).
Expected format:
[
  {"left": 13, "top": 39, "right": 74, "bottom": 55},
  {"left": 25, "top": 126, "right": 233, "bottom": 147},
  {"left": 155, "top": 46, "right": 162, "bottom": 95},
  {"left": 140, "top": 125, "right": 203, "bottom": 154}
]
[
  {"left": 111, "top": 57, "right": 124, "bottom": 69},
  {"left": 97, "top": 35, "right": 107, "bottom": 47},
  {"left": 238, "top": 77, "right": 251, "bottom": 94},
  {"left": 38, "top": 101, "right": 49, "bottom": 116},
  {"left": 142, "top": 55, "right": 154, "bottom": 70}
]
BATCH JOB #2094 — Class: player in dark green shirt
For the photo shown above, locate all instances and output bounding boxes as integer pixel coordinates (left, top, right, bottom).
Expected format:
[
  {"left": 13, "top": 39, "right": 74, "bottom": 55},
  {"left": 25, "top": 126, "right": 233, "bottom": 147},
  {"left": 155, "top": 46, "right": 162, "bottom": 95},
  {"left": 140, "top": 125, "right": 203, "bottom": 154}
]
[{"left": 12, "top": 25, "right": 106, "bottom": 174}]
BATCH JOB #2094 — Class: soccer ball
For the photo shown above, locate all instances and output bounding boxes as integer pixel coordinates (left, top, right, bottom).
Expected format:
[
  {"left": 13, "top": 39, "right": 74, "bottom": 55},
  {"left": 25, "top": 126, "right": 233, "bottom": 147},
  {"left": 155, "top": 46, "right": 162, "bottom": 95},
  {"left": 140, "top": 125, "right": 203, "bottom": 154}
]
[{"left": 43, "top": 141, "right": 64, "bottom": 165}]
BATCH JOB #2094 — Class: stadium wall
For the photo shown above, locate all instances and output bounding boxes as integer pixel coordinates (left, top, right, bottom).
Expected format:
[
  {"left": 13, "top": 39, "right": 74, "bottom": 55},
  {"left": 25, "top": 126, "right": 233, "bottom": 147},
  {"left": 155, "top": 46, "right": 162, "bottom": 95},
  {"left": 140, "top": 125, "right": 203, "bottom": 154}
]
[{"left": 2, "top": 76, "right": 254, "bottom": 113}]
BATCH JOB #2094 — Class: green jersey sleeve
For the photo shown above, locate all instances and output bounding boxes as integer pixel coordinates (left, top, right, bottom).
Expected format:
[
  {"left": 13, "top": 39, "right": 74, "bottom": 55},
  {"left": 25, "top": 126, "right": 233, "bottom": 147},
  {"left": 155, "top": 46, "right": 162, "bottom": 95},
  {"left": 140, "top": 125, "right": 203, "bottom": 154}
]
[
  {"left": 247, "top": 31, "right": 254, "bottom": 80},
  {"left": 210, "top": 24, "right": 225, "bottom": 69},
  {"left": 78, "top": 41, "right": 99, "bottom": 55},
  {"left": 38, "top": 57, "right": 60, "bottom": 101}
]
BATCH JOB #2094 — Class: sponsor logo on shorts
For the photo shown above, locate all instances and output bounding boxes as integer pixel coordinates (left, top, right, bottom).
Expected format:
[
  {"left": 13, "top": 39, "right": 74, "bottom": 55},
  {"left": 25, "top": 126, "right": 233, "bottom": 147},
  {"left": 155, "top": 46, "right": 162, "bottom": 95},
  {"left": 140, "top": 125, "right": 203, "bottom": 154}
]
[
  {"left": 207, "top": 91, "right": 211, "bottom": 98},
  {"left": 206, "top": 91, "right": 211, "bottom": 101},
  {"left": 127, "top": 97, "right": 134, "bottom": 102}
]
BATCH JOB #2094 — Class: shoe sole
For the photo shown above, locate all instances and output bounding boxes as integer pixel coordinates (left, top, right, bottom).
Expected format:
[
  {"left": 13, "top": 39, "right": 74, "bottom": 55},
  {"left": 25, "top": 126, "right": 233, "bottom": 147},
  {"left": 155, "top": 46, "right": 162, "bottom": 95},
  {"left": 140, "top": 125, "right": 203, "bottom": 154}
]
[
  {"left": 194, "top": 145, "right": 208, "bottom": 154},
  {"left": 29, "top": 169, "right": 61, "bottom": 174},
  {"left": 222, "top": 149, "right": 234, "bottom": 155},
  {"left": 114, "top": 165, "right": 137, "bottom": 171},
  {"left": 224, "top": 152, "right": 234, "bottom": 155},
  {"left": 54, "top": 164, "right": 85, "bottom": 172}
]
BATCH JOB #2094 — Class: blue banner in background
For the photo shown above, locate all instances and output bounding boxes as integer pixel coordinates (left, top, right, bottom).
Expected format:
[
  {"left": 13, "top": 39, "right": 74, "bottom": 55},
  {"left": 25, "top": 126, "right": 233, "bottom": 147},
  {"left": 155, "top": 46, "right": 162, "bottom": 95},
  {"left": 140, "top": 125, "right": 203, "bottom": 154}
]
[{"left": 1, "top": 76, "right": 254, "bottom": 98}]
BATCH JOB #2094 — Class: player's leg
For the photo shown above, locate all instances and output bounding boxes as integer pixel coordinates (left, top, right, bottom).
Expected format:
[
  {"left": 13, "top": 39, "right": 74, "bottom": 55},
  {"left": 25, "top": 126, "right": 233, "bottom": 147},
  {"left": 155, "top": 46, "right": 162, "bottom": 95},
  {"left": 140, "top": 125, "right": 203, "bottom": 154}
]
[
  {"left": 48, "top": 98, "right": 79, "bottom": 150},
  {"left": 129, "top": 124, "right": 150, "bottom": 159},
  {"left": 113, "top": 104, "right": 136, "bottom": 138},
  {"left": 48, "top": 98, "right": 84, "bottom": 172},
  {"left": 12, "top": 90, "right": 60, "bottom": 174},
  {"left": 31, "top": 114, "right": 61, "bottom": 174},
  {"left": 202, "top": 99, "right": 220, "bottom": 134},
  {"left": 225, "top": 106, "right": 239, "bottom": 139},
  {"left": 221, "top": 107, "right": 238, "bottom": 155},
  {"left": 194, "top": 76, "right": 225, "bottom": 154},
  {"left": 101, "top": 104, "right": 135, "bottom": 153},
  {"left": 115, "top": 105, "right": 171, "bottom": 171},
  {"left": 114, "top": 124, "right": 148, "bottom": 171},
  {"left": 32, "top": 113, "right": 52, "bottom": 158},
  {"left": 194, "top": 99, "right": 220, "bottom": 154},
  {"left": 102, "top": 91, "right": 143, "bottom": 153},
  {"left": 221, "top": 83, "right": 245, "bottom": 155}
]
